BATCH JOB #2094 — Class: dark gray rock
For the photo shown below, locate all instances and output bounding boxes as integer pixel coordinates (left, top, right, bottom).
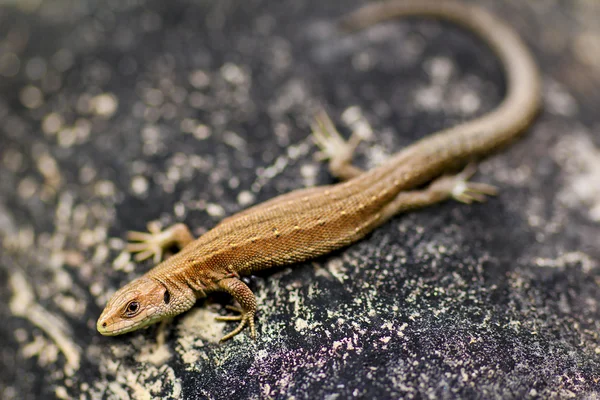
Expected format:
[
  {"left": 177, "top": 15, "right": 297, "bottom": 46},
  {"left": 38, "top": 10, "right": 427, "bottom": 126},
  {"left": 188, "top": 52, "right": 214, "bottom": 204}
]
[{"left": 1, "top": 0, "right": 599, "bottom": 399}]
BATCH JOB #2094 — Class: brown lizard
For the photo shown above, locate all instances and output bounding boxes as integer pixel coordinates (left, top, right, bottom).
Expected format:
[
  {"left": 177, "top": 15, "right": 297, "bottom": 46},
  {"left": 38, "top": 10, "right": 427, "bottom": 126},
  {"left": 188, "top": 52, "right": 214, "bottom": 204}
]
[{"left": 97, "top": 0, "right": 541, "bottom": 341}]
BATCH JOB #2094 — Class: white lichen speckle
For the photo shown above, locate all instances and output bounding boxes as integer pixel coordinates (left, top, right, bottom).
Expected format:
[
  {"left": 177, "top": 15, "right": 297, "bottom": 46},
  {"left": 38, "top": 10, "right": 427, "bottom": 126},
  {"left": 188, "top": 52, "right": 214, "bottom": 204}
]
[
  {"left": 131, "top": 175, "right": 149, "bottom": 195},
  {"left": 237, "top": 190, "right": 255, "bottom": 206},
  {"left": 189, "top": 69, "right": 210, "bottom": 88},
  {"left": 426, "top": 56, "right": 454, "bottom": 85},
  {"left": 206, "top": 203, "right": 226, "bottom": 218},
  {"left": 178, "top": 307, "right": 225, "bottom": 347},
  {"left": 94, "top": 180, "right": 116, "bottom": 197},
  {"left": 295, "top": 318, "right": 309, "bottom": 331},
  {"left": 342, "top": 105, "right": 373, "bottom": 140},
  {"left": 91, "top": 93, "right": 118, "bottom": 117},
  {"left": 552, "top": 131, "right": 600, "bottom": 221},
  {"left": 19, "top": 85, "right": 43, "bottom": 109},
  {"left": 193, "top": 123, "right": 211, "bottom": 140},
  {"left": 222, "top": 131, "right": 247, "bottom": 151},
  {"left": 415, "top": 85, "right": 443, "bottom": 110},
  {"left": 113, "top": 251, "right": 133, "bottom": 271},
  {"left": 546, "top": 80, "right": 578, "bottom": 117},
  {"left": 220, "top": 62, "right": 248, "bottom": 85},
  {"left": 42, "top": 113, "right": 64, "bottom": 135}
]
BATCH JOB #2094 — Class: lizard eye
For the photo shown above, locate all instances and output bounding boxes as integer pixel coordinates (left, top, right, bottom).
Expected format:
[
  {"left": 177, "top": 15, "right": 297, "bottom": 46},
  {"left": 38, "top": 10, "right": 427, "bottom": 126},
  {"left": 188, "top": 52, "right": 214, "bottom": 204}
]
[{"left": 124, "top": 301, "right": 140, "bottom": 317}]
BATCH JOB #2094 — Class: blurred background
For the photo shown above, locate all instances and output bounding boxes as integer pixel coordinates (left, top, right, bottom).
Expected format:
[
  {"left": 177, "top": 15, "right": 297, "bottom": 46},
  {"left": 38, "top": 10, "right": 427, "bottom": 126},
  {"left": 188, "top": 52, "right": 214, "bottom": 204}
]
[{"left": 1, "top": 1, "right": 599, "bottom": 399}]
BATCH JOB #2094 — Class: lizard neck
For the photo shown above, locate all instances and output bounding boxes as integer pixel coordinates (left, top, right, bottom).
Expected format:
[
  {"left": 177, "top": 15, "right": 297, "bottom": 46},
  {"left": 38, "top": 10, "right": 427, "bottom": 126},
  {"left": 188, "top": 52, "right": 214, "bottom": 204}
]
[{"left": 145, "top": 246, "right": 229, "bottom": 297}]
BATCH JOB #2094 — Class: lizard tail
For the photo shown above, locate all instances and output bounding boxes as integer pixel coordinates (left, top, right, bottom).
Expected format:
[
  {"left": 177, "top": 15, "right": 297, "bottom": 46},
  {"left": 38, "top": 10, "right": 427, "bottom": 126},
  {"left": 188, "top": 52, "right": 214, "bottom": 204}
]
[{"left": 340, "top": 0, "right": 541, "bottom": 169}]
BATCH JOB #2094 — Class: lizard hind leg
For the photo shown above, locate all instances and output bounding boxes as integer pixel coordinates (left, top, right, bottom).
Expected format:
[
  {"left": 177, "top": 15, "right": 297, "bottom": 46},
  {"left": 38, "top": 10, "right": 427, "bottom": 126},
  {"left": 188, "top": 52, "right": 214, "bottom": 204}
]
[
  {"left": 311, "top": 110, "right": 366, "bottom": 181},
  {"left": 444, "top": 163, "right": 499, "bottom": 204},
  {"left": 379, "top": 163, "right": 498, "bottom": 221}
]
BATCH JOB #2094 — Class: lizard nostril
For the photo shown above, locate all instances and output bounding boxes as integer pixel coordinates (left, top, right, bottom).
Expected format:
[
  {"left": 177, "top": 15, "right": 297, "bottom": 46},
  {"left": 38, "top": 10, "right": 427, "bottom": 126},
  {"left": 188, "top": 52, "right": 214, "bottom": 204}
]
[{"left": 102, "top": 322, "right": 107, "bottom": 327}]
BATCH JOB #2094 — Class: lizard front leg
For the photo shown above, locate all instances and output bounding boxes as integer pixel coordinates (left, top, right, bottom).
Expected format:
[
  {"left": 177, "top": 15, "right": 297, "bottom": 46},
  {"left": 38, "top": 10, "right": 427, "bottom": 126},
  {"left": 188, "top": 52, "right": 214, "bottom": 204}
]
[
  {"left": 126, "top": 222, "right": 194, "bottom": 263},
  {"left": 215, "top": 277, "right": 257, "bottom": 341}
]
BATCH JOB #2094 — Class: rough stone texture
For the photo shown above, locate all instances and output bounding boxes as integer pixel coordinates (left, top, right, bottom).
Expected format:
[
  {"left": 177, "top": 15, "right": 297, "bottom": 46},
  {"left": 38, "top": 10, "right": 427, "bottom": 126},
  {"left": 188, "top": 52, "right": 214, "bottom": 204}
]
[{"left": 1, "top": 0, "right": 600, "bottom": 399}]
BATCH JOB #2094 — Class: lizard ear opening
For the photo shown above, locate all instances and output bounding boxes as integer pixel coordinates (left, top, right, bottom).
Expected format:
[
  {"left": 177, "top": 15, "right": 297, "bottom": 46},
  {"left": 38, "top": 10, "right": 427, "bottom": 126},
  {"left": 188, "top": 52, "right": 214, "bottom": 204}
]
[{"left": 156, "top": 280, "right": 171, "bottom": 304}]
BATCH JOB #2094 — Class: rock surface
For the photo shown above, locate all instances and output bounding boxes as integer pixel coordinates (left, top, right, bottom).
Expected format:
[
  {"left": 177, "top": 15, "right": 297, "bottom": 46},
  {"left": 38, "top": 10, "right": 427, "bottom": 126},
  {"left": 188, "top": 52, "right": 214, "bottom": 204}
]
[{"left": 1, "top": 0, "right": 600, "bottom": 399}]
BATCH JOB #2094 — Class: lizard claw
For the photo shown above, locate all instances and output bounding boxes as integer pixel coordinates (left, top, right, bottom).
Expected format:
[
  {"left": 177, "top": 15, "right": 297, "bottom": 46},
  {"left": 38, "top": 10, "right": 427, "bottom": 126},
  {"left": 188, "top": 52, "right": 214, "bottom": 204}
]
[
  {"left": 450, "top": 163, "right": 498, "bottom": 204},
  {"left": 311, "top": 110, "right": 362, "bottom": 163},
  {"left": 215, "top": 305, "right": 256, "bottom": 341},
  {"left": 126, "top": 222, "right": 194, "bottom": 264},
  {"left": 126, "top": 222, "right": 170, "bottom": 263}
]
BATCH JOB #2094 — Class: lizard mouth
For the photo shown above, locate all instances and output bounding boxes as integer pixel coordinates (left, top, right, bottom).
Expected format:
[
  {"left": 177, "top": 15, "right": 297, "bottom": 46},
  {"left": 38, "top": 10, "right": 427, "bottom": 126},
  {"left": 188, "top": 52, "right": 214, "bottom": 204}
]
[
  {"left": 96, "top": 311, "right": 136, "bottom": 336},
  {"left": 97, "top": 318, "right": 137, "bottom": 336},
  {"left": 97, "top": 313, "right": 160, "bottom": 336},
  {"left": 97, "top": 317, "right": 120, "bottom": 336}
]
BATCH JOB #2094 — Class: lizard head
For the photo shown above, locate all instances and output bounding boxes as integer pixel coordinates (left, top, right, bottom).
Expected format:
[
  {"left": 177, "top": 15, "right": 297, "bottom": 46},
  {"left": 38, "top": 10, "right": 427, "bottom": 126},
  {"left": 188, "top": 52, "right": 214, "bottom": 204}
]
[{"left": 97, "top": 276, "right": 194, "bottom": 336}]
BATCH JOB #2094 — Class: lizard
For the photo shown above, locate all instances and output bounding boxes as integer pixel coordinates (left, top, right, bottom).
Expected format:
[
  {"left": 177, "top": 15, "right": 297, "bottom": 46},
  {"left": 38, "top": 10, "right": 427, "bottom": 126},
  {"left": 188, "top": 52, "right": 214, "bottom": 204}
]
[{"left": 97, "top": 0, "right": 541, "bottom": 342}]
